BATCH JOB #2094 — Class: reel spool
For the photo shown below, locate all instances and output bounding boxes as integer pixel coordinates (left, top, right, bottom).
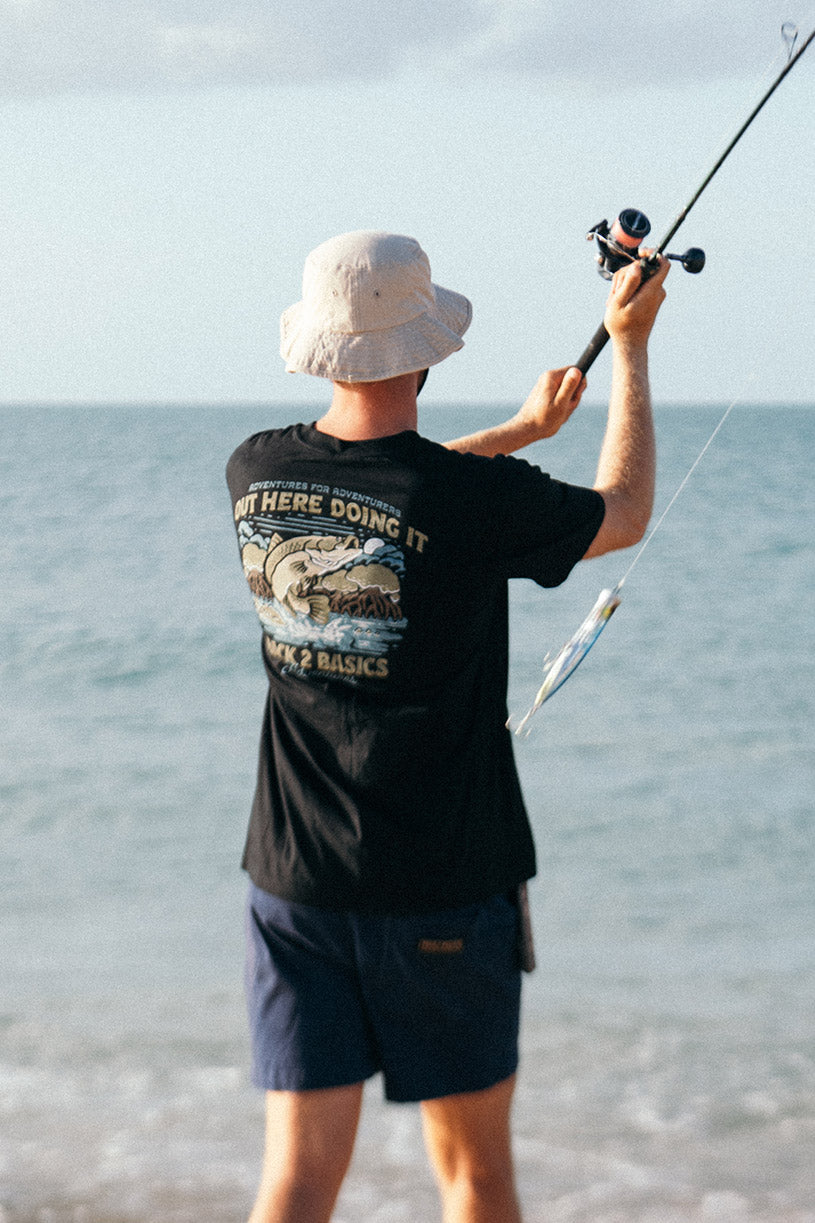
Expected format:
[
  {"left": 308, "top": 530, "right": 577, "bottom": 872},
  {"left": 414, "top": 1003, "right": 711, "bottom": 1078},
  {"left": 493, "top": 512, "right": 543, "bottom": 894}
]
[{"left": 587, "top": 208, "right": 705, "bottom": 278}]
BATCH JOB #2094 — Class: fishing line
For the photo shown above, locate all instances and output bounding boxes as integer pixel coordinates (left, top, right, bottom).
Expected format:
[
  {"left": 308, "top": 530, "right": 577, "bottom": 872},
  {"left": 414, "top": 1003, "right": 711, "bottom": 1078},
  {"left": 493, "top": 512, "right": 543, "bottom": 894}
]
[{"left": 617, "top": 373, "right": 756, "bottom": 589}]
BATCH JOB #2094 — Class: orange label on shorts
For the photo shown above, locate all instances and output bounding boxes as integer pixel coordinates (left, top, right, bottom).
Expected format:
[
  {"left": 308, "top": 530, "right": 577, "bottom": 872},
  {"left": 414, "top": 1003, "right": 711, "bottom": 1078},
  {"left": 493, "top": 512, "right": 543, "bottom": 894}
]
[{"left": 418, "top": 938, "right": 464, "bottom": 955}]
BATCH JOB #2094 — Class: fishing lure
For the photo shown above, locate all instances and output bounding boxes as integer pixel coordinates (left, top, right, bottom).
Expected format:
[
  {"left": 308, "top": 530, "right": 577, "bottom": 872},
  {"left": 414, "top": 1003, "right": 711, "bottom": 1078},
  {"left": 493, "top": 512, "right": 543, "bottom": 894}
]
[
  {"left": 510, "top": 584, "right": 622, "bottom": 737},
  {"left": 510, "top": 24, "right": 813, "bottom": 737}
]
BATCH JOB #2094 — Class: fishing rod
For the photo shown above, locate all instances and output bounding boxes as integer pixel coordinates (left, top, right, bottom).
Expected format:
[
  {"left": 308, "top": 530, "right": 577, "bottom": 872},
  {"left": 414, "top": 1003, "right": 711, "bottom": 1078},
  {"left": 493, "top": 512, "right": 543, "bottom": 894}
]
[
  {"left": 574, "top": 22, "right": 815, "bottom": 375},
  {"left": 510, "top": 23, "right": 814, "bottom": 736}
]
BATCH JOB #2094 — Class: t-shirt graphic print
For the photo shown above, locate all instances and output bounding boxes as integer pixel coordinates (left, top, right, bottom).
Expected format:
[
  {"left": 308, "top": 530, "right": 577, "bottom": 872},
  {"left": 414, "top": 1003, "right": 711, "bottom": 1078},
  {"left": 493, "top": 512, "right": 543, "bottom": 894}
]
[{"left": 234, "top": 480, "right": 408, "bottom": 682}]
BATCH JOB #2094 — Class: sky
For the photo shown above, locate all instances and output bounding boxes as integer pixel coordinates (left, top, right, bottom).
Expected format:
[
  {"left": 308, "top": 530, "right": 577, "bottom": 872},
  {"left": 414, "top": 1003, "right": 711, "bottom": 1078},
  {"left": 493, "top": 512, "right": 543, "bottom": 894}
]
[{"left": 0, "top": 1, "right": 813, "bottom": 408}]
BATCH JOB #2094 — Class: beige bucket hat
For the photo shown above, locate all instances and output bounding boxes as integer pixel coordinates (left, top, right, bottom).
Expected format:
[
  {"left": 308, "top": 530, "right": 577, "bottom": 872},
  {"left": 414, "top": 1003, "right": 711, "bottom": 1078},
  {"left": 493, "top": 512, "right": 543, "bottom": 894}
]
[{"left": 280, "top": 231, "right": 472, "bottom": 382}]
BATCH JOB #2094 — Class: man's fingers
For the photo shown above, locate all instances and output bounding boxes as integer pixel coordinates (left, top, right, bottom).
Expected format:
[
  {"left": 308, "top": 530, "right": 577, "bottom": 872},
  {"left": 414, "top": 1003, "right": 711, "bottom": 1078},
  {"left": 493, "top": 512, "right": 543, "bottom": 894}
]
[
  {"left": 612, "top": 256, "right": 669, "bottom": 308},
  {"left": 618, "top": 255, "right": 668, "bottom": 292},
  {"left": 612, "top": 260, "right": 646, "bottom": 304},
  {"left": 555, "top": 366, "right": 586, "bottom": 408}
]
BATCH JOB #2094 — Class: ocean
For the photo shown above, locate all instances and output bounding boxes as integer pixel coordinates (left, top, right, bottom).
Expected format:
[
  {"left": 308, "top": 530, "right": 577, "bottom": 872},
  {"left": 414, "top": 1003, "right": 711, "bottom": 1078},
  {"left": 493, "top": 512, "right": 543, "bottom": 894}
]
[{"left": 1, "top": 402, "right": 813, "bottom": 1222}]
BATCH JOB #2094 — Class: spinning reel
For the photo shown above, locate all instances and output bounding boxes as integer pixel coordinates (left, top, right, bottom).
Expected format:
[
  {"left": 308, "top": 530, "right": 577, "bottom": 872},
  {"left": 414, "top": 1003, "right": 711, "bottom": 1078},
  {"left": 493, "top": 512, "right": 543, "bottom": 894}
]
[
  {"left": 586, "top": 208, "right": 705, "bottom": 279},
  {"left": 576, "top": 207, "right": 706, "bottom": 372}
]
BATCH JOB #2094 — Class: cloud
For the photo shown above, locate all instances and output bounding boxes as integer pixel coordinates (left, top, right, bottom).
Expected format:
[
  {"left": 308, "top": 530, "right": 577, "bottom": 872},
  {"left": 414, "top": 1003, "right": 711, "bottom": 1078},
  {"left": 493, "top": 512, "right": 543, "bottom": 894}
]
[
  {"left": 0, "top": 0, "right": 804, "bottom": 96},
  {"left": 0, "top": 0, "right": 488, "bottom": 93}
]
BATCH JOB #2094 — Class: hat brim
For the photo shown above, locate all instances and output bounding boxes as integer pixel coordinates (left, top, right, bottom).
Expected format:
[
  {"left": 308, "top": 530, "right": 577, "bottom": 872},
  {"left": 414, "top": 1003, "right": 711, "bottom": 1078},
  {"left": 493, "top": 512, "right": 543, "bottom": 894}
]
[{"left": 280, "top": 284, "right": 472, "bottom": 382}]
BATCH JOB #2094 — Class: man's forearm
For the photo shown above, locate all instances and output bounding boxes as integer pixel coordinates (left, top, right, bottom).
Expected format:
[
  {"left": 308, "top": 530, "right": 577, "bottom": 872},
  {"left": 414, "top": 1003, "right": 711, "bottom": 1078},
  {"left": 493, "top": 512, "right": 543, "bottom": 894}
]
[
  {"left": 443, "top": 413, "right": 544, "bottom": 457},
  {"left": 597, "top": 342, "right": 655, "bottom": 512},
  {"left": 583, "top": 341, "right": 655, "bottom": 557}
]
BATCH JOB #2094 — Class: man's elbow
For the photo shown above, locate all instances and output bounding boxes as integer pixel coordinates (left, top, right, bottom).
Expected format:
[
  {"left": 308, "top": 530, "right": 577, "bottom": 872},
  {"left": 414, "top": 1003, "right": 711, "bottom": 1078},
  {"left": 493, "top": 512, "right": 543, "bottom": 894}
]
[
  {"left": 616, "top": 502, "right": 651, "bottom": 546},
  {"left": 584, "top": 492, "right": 651, "bottom": 558}
]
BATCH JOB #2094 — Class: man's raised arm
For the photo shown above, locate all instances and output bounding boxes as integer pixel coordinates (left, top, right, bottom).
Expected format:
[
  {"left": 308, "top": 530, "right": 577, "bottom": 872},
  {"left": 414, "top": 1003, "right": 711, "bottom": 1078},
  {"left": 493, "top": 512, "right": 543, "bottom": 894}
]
[{"left": 583, "top": 255, "right": 669, "bottom": 558}]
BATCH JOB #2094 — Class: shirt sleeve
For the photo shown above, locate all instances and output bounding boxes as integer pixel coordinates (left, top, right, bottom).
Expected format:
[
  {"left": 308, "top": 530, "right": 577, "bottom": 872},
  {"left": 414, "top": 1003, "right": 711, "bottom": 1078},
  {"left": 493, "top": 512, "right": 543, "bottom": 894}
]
[{"left": 481, "top": 454, "right": 606, "bottom": 588}]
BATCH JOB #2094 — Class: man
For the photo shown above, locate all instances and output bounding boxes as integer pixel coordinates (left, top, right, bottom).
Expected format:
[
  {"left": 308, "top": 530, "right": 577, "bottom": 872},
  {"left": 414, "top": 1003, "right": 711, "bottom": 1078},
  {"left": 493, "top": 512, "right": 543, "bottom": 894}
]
[{"left": 226, "top": 230, "right": 669, "bottom": 1222}]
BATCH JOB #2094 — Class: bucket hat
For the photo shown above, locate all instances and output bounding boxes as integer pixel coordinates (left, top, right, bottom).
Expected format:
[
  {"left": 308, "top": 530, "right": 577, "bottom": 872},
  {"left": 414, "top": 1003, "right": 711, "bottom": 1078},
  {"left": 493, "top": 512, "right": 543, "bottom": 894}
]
[{"left": 280, "top": 231, "right": 472, "bottom": 382}]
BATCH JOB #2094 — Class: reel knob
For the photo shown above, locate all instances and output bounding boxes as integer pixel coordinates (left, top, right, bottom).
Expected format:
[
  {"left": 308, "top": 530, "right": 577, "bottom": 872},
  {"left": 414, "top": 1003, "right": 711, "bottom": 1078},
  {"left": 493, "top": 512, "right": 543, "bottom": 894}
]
[
  {"left": 680, "top": 246, "right": 705, "bottom": 273},
  {"left": 665, "top": 246, "right": 706, "bottom": 273}
]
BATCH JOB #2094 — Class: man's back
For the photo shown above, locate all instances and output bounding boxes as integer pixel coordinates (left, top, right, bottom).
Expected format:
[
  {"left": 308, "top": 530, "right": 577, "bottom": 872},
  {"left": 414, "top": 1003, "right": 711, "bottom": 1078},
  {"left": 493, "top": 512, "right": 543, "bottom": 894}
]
[{"left": 227, "top": 421, "right": 603, "bottom": 912}]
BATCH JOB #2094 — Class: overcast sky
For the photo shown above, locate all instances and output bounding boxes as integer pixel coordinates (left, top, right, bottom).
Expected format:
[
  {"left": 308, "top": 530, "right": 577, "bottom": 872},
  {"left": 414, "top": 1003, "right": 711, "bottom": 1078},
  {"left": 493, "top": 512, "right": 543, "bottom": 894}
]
[{"left": 1, "top": 1, "right": 812, "bottom": 406}]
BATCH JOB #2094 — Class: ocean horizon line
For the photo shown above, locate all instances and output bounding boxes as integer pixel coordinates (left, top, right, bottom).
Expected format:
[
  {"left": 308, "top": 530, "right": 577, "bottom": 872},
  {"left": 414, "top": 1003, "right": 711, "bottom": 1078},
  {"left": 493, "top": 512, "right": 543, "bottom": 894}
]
[{"left": 2, "top": 398, "right": 814, "bottom": 412}]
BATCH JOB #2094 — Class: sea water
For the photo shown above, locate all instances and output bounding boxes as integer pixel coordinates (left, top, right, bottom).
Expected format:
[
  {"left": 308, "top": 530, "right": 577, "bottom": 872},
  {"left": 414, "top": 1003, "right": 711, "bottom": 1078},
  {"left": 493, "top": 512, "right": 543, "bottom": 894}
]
[{"left": 1, "top": 403, "right": 813, "bottom": 1222}]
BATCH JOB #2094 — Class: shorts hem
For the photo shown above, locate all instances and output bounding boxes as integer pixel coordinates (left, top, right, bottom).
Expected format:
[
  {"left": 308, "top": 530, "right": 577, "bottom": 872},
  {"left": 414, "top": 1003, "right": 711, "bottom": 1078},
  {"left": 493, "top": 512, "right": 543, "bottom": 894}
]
[
  {"left": 251, "top": 1066, "right": 377, "bottom": 1094},
  {"left": 383, "top": 1056, "right": 520, "bottom": 1104}
]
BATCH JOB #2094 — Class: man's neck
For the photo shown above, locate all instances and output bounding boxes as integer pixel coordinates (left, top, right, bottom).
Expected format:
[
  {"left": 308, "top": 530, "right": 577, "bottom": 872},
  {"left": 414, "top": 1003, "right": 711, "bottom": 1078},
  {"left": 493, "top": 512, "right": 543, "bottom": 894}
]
[{"left": 315, "top": 373, "right": 420, "bottom": 441}]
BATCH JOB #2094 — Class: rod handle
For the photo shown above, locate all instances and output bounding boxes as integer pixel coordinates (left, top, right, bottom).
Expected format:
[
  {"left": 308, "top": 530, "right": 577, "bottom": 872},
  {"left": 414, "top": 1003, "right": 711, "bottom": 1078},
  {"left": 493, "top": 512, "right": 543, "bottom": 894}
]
[{"left": 574, "top": 321, "right": 610, "bottom": 374}]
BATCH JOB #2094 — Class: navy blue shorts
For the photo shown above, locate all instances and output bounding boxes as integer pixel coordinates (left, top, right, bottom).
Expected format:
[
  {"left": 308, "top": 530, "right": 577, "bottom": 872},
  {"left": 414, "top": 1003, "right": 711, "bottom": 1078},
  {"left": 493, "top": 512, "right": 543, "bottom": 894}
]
[{"left": 245, "top": 883, "right": 522, "bottom": 1103}]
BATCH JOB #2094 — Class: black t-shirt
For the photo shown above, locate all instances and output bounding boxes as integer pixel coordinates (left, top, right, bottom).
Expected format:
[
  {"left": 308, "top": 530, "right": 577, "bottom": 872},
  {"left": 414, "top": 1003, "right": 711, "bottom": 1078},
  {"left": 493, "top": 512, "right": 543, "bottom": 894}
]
[{"left": 226, "top": 424, "right": 604, "bottom": 913}]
